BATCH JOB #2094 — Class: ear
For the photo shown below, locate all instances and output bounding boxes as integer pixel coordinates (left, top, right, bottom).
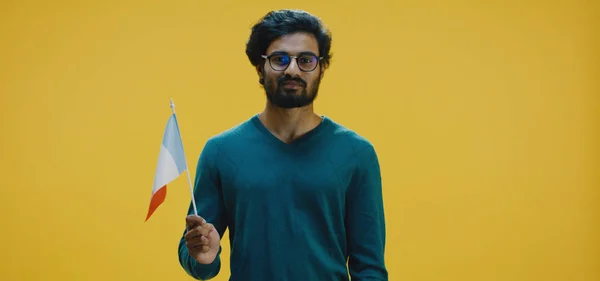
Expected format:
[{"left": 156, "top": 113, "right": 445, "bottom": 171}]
[{"left": 319, "top": 65, "right": 326, "bottom": 79}]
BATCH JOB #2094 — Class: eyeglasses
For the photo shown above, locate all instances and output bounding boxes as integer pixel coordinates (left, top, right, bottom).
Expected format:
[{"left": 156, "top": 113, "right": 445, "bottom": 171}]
[{"left": 261, "top": 52, "right": 323, "bottom": 72}]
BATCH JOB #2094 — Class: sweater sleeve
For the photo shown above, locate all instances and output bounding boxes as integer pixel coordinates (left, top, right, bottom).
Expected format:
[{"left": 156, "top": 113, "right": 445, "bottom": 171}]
[
  {"left": 178, "top": 139, "right": 228, "bottom": 280},
  {"left": 346, "top": 144, "right": 388, "bottom": 280}
]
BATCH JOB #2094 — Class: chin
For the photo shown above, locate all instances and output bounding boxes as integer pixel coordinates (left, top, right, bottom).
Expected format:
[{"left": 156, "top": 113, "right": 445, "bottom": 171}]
[{"left": 268, "top": 93, "right": 317, "bottom": 109}]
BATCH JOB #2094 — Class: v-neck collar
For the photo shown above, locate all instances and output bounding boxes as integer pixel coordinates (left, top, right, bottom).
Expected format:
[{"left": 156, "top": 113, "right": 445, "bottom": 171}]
[{"left": 250, "top": 113, "right": 330, "bottom": 151}]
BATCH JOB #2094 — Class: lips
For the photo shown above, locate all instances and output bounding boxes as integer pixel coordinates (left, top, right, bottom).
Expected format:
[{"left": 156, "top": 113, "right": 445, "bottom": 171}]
[
  {"left": 282, "top": 81, "right": 300, "bottom": 87},
  {"left": 277, "top": 75, "right": 306, "bottom": 89},
  {"left": 280, "top": 80, "right": 305, "bottom": 88}
]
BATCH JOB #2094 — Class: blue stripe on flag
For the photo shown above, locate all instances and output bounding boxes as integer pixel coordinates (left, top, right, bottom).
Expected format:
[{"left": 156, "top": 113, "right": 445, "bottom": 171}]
[{"left": 162, "top": 114, "right": 187, "bottom": 174}]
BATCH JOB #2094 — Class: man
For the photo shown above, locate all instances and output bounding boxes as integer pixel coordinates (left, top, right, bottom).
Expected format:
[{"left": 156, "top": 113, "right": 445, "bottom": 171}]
[{"left": 178, "top": 9, "right": 388, "bottom": 281}]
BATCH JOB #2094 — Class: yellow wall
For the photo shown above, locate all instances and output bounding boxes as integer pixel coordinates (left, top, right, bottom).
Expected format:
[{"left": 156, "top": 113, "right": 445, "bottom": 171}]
[{"left": 1, "top": 1, "right": 598, "bottom": 280}]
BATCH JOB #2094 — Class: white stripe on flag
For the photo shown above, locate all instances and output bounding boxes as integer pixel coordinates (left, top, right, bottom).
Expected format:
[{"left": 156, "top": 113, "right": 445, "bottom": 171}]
[{"left": 152, "top": 143, "right": 182, "bottom": 194}]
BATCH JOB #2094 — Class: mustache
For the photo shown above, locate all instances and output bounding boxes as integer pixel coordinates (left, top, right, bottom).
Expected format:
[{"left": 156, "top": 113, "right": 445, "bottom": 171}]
[{"left": 277, "top": 75, "right": 306, "bottom": 87}]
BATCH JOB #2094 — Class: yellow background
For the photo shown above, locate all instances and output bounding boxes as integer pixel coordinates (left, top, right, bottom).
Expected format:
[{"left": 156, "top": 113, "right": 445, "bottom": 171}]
[{"left": 1, "top": 0, "right": 598, "bottom": 280}]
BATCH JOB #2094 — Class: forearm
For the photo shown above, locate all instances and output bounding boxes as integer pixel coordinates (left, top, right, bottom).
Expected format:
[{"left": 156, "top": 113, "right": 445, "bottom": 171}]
[
  {"left": 178, "top": 235, "right": 222, "bottom": 280},
  {"left": 346, "top": 212, "right": 387, "bottom": 280},
  {"left": 346, "top": 144, "right": 388, "bottom": 280},
  {"left": 177, "top": 138, "right": 225, "bottom": 280}
]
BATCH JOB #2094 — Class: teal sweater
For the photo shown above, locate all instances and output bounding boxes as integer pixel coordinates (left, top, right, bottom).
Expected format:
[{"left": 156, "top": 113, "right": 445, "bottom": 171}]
[{"left": 178, "top": 114, "right": 387, "bottom": 281}]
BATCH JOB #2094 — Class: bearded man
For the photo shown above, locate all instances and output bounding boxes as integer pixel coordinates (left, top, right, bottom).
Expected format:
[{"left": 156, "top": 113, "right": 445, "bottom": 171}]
[{"left": 178, "top": 9, "right": 388, "bottom": 281}]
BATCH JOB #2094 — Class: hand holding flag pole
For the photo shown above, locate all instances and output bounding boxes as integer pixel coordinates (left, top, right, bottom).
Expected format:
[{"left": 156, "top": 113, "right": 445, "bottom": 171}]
[{"left": 145, "top": 98, "right": 198, "bottom": 221}]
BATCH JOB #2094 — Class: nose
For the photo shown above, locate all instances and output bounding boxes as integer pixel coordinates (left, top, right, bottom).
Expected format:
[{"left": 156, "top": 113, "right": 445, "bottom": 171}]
[{"left": 283, "top": 57, "right": 301, "bottom": 76}]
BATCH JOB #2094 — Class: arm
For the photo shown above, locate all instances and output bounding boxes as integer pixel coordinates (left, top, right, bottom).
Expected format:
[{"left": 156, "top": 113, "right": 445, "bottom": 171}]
[
  {"left": 346, "top": 144, "right": 388, "bottom": 280},
  {"left": 178, "top": 139, "right": 228, "bottom": 280}
]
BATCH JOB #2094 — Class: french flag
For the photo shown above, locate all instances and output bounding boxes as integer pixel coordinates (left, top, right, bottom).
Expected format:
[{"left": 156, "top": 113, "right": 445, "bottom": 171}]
[{"left": 145, "top": 111, "right": 188, "bottom": 222}]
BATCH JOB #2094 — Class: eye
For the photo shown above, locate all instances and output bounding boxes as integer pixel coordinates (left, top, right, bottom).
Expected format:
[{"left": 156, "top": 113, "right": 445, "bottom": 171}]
[
  {"left": 271, "top": 55, "right": 290, "bottom": 65},
  {"left": 298, "top": 55, "right": 316, "bottom": 65}
]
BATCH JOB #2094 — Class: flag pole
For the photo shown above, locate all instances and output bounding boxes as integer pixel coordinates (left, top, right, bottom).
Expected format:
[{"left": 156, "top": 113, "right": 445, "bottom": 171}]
[{"left": 170, "top": 97, "right": 198, "bottom": 216}]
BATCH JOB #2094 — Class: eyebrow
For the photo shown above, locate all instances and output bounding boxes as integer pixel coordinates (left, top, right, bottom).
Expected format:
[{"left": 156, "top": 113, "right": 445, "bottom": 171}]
[{"left": 268, "top": 51, "right": 319, "bottom": 57}]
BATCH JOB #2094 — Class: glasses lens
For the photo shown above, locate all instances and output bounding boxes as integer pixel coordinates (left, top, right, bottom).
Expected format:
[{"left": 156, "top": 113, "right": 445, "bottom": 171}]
[
  {"left": 268, "top": 54, "right": 319, "bottom": 71},
  {"left": 297, "top": 55, "right": 318, "bottom": 71},
  {"left": 269, "top": 54, "right": 290, "bottom": 71}
]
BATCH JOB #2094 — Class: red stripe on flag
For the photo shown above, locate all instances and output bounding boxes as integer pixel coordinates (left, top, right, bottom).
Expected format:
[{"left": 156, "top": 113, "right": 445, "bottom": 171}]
[{"left": 145, "top": 185, "right": 167, "bottom": 221}]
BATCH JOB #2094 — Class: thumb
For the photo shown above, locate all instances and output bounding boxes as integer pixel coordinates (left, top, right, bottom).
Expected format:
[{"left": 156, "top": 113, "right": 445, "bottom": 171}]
[
  {"left": 208, "top": 223, "right": 217, "bottom": 233},
  {"left": 186, "top": 215, "right": 206, "bottom": 230}
]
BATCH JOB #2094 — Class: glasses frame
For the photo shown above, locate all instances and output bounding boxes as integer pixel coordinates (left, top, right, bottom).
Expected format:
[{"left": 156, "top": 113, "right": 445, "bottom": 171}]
[{"left": 261, "top": 52, "right": 323, "bottom": 72}]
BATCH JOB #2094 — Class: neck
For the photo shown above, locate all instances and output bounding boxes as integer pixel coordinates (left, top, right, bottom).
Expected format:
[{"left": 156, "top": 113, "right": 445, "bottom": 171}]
[{"left": 258, "top": 101, "right": 322, "bottom": 144}]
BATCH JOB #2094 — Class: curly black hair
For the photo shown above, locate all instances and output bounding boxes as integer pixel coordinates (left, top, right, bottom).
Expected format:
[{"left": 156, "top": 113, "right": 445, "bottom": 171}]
[{"left": 245, "top": 9, "right": 333, "bottom": 71}]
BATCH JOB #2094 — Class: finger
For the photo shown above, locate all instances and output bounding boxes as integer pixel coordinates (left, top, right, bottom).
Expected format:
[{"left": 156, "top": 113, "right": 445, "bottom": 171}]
[
  {"left": 184, "top": 229, "right": 201, "bottom": 241},
  {"left": 202, "top": 223, "right": 220, "bottom": 237},
  {"left": 201, "top": 223, "right": 216, "bottom": 235},
  {"left": 185, "top": 228, "right": 209, "bottom": 241},
  {"left": 186, "top": 223, "right": 206, "bottom": 234},
  {"left": 196, "top": 236, "right": 210, "bottom": 247},
  {"left": 186, "top": 237, "right": 209, "bottom": 249},
  {"left": 201, "top": 235, "right": 209, "bottom": 245},
  {"left": 185, "top": 225, "right": 212, "bottom": 240},
  {"left": 201, "top": 245, "right": 210, "bottom": 253},
  {"left": 186, "top": 215, "right": 206, "bottom": 229},
  {"left": 197, "top": 225, "right": 210, "bottom": 237},
  {"left": 208, "top": 223, "right": 217, "bottom": 233},
  {"left": 191, "top": 244, "right": 210, "bottom": 253}
]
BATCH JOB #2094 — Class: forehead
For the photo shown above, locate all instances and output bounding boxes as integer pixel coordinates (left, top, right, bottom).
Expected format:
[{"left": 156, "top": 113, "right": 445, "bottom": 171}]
[{"left": 266, "top": 32, "right": 319, "bottom": 56}]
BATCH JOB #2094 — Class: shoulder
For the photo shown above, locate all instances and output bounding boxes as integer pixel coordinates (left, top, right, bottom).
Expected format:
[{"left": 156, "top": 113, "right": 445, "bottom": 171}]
[
  {"left": 324, "top": 118, "right": 382, "bottom": 181},
  {"left": 324, "top": 116, "right": 377, "bottom": 159},
  {"left": 203, "top": 115, "right": 256, "bottom": 147},
  {"left": 198, "top": 115, "right": 259, "bottom": 162}
]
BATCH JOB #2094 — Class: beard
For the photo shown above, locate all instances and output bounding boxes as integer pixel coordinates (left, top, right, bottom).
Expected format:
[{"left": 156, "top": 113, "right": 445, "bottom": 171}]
[{"left": 264, "top": 74, "right": 321, "bottom": 109}]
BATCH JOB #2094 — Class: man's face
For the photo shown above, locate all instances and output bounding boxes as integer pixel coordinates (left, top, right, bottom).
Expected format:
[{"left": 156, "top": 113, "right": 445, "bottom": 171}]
[{"left": 259, "top": 32, "right": 323, "bottom": 109}]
